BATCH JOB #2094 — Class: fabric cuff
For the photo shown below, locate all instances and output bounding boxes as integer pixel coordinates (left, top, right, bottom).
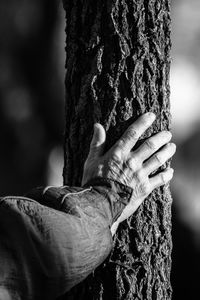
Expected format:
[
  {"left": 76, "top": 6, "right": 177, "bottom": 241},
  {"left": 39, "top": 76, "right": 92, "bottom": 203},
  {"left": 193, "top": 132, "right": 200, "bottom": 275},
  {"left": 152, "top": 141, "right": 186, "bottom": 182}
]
[{"left": 83, "top": 177, "right": 133, "bottom": 223}]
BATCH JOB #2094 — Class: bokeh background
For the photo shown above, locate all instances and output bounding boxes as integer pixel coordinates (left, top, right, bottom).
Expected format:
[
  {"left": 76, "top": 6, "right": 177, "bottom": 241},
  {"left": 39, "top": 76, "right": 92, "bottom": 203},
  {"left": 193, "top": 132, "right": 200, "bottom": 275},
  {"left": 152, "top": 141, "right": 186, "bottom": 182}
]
[{"left": 0, "top": 1, "right": 199, "bottom": 299}]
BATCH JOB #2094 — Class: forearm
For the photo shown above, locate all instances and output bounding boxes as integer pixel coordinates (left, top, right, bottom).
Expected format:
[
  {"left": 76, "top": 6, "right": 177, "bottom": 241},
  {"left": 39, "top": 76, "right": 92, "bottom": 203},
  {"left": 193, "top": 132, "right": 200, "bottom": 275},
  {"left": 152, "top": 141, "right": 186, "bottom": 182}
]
[
  {"left": 23, "top": 179, "right": 132, "bottom": 294},
  {"left": 0, "top": 191, "right": 113, "bottom": 299}
]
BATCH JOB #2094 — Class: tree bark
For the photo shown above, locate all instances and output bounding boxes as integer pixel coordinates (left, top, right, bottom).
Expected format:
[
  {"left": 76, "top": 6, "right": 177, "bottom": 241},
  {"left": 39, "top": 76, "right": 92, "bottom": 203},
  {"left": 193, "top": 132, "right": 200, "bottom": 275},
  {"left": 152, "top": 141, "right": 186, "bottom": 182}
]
[{"left": 62, "top": 0, "right": 172, "bottom": 299}]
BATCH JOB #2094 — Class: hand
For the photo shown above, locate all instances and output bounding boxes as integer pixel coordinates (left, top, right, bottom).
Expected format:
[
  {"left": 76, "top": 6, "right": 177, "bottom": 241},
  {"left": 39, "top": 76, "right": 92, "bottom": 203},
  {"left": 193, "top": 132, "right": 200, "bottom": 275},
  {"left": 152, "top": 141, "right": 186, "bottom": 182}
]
[{"left": 82, "top": 113, "right": 176, "bottom": 232}]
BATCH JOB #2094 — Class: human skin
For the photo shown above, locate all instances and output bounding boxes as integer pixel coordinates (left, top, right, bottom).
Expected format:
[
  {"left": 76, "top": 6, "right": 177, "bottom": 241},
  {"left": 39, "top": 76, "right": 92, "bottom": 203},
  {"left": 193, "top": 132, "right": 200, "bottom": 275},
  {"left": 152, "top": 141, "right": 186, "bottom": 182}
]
[{"left": 82, "top": 112, "right": 176, "bottom": 234}]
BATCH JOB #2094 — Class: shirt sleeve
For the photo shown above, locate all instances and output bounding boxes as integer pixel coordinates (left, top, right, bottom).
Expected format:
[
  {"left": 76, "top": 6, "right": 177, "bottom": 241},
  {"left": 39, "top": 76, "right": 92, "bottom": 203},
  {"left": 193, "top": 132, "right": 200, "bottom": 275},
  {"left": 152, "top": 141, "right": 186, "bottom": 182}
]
[{"left": 0, "top": 178, "right": 132, "bottom": 300}]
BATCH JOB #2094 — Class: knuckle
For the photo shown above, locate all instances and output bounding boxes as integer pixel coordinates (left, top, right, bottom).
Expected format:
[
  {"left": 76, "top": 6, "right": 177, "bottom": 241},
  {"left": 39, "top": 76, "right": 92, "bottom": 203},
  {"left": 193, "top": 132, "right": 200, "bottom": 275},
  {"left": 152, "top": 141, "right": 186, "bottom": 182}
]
[
  {"left": 112, "top": 152, "right": 122, "bottom": 164},
  {"left": 155, "top": 153, "right": 164, "bottom": 165},
  {"left": 117, "top": 132, "right": 137, "bottom": 150},
  {"left": 125, "top": 129, "right": 138, "bottom": 141},
  {"left": 138, "top": 169, "right": 145, "bottom": 179},
  {"left": 125, "top": 156, "right": 141, "bottom": 173},
  {"left": 140, "top": 181, "right": 151, "bottom": 195},
  {"left": 126, "top": 157, "right": 135, "bottom": 170},
  {"left": 145, "top": 139, "right": 156, "bottom": 151},
  {"left": 134, "top": 169, "right": 145, "bottom": 182},
  {"left": 117, "top": 138, "right": 126, "bottom": 149}
]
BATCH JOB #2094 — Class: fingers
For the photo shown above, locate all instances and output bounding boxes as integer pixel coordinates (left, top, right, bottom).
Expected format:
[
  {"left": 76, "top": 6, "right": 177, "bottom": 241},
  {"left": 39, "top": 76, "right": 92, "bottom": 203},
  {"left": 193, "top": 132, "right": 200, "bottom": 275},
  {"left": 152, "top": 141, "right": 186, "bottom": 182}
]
[
  {"left": 134, "top": 131, "right": 172, "bottom": 162},
  {"left": 144, "top": 143, "right": 176, "bottom": 175},
  {"left": 88, "top": 123, "right": 106, "bottom": 158},
  {"left": 112, "top": 112, "right": 156, "bottom": 155},
  {"left": 149, "top": 168, "right": 174, "bottom": 189}
]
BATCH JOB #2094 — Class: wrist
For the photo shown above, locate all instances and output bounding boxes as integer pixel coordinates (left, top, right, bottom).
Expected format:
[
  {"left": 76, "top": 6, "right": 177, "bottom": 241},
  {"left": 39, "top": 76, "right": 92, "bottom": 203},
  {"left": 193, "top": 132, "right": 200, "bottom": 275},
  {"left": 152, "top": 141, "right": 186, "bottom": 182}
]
[
  {"left": 83, "top": 177, "right": 132, "bottom": 196},
  {"left": 83, "top": 176, "right": 133, "bottom": 224}
]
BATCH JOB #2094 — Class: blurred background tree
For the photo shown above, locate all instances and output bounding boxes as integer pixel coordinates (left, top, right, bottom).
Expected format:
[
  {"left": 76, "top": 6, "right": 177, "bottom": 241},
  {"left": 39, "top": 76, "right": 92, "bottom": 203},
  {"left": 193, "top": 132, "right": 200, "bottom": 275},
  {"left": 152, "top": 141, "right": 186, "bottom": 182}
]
[
  {"left": 0, "top": 0, "right": 200, "bottom": 299},
  {"left": 170, "top": 1, "right": 200, "bottom": 299},
  {"left": 0, "top": 0, "right": 65, "bottom": 195}
]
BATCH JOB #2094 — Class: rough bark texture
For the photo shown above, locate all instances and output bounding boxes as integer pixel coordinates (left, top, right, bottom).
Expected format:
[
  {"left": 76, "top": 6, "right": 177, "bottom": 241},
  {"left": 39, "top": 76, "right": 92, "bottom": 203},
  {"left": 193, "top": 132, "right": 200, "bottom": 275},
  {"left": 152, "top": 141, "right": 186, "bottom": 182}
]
[{"left": 62, "top": 0, "right": 172, "bottom": 299}]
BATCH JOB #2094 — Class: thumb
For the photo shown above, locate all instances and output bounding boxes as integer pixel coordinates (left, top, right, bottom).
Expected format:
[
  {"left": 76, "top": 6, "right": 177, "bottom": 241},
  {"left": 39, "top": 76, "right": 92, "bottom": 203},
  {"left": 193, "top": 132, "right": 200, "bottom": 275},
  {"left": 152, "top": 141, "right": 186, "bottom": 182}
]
[{"left": 88, "top": 123, "right": 106, "bottom": 158}]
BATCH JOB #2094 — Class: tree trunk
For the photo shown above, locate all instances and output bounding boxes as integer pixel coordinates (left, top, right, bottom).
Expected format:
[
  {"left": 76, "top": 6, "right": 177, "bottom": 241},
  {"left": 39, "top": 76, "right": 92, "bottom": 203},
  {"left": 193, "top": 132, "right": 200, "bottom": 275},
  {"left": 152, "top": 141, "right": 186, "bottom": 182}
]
[{"left": 62, "top": 0, "right": 172, "bottom": 299}]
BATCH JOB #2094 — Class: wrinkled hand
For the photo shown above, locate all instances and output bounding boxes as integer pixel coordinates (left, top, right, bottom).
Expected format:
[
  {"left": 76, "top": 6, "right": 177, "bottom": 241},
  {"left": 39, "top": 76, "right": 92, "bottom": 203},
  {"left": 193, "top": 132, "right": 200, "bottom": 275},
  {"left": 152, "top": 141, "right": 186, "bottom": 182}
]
[{"left": 82, "top": 113, "right": 176, "bottom": 233}]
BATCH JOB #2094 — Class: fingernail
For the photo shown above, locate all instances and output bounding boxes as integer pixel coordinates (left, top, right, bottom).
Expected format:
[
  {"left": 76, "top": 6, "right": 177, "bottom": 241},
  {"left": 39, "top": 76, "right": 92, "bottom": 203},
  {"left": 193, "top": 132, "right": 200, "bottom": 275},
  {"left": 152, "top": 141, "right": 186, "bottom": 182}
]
[
  {"left": 166, "top": 131, "right": 172, "bottom": 138},
  {"left": 169, "top": 143, "right": 176, "bottom": 152},
  {"left": 167, "top": 168, "right": 174, "bottom": 178},
  {"left": 146, "top": 112, "right": 156, "bottom": 121},
  {"left": 162, "top": 131, "right": 172, "bottom": 140},
  {"left": 93, "top": 124, "right": 98, "bottom": 134},
  {"left": 164, "top": 168, "right": 174, "bottom": 182}
]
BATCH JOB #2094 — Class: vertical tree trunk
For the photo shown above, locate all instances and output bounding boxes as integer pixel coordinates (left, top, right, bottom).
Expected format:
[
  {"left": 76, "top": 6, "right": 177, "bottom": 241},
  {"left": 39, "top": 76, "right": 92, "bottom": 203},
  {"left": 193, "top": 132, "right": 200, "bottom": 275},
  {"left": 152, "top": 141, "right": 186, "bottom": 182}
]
[{"left": 62, "top": 0, "right": 172, "bottom": 299}]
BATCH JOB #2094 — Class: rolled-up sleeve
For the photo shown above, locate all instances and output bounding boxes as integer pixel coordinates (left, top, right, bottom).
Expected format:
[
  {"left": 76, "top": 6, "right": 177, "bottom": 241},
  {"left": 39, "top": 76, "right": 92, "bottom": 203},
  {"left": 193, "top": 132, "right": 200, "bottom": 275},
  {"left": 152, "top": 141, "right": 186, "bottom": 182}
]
[{"left": 0, "top": 178, "right": 132, "bottom": 299}]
